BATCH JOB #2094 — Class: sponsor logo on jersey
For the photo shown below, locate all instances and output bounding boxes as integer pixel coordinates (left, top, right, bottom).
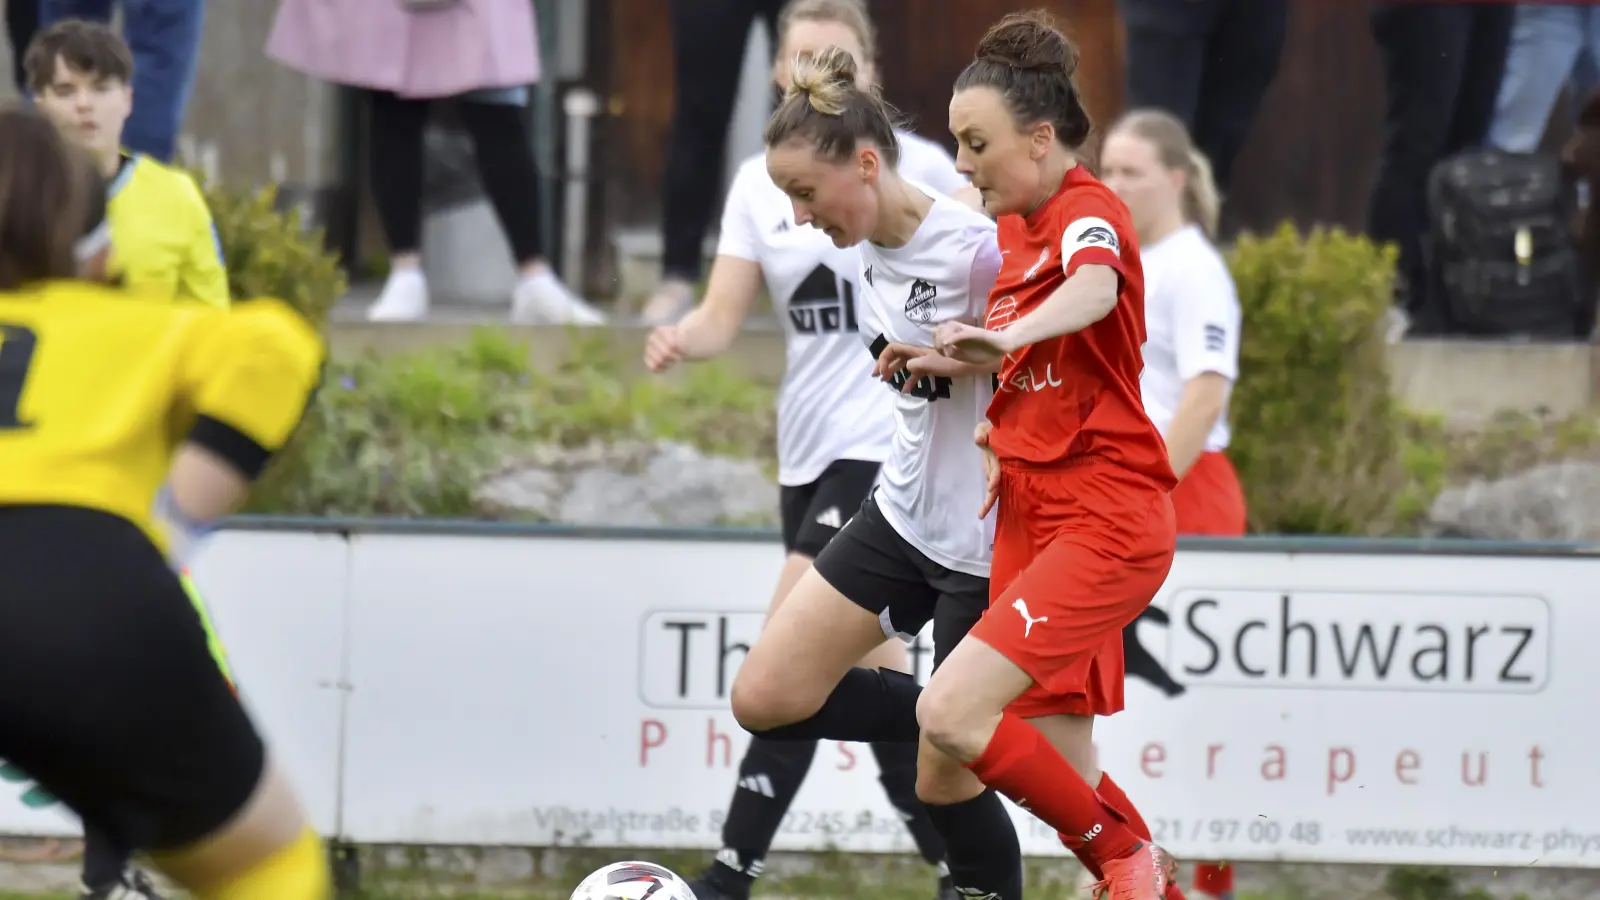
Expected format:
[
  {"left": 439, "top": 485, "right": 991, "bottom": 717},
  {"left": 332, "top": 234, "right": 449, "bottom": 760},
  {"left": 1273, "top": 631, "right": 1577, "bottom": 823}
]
[
  {"left": 905, "top": 278, "right": 938, "bottom": 324},
  {"left": 1204, "top": 323, "right": 1227, "bottom": 352},
  {"left": 1079, "top": 225, "right": 1117, "bottom": 248}
]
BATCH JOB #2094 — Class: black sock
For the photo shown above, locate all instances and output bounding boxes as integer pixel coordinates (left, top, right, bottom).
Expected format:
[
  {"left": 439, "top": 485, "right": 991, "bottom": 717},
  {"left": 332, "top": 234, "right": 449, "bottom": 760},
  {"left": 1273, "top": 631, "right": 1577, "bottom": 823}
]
[
  {"left": 870, "top": 741, "right": 947, "bottom": 867},
  {"left": 747, "top": 667, "right": 921, "bottom": 743},
  {"left": 923, "top": 790, "right": 1023, "bottom": 900},
  {"left": 700, "top": 738, "right": 818, "bottom": 900},
  {"left": 81, "top": 823, "right": 130, "bottom": 890}
]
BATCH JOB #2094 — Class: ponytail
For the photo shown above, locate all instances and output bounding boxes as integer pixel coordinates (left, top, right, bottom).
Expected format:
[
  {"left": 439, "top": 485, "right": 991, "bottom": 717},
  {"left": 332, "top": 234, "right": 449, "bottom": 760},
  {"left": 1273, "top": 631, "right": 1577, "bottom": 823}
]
[
  {"left": 1109, "top": 108, "right": 1224, "bottom": 238},
  {"left": 1183, "top": 148, "right": 1221, "bottom": 239}
]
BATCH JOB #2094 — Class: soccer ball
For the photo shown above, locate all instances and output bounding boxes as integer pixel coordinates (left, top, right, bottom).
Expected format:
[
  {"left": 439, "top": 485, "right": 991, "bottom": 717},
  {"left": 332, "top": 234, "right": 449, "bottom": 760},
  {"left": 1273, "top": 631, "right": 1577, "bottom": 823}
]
[{"left": 568, "top": 860, "right": 698, "bottom": 900}]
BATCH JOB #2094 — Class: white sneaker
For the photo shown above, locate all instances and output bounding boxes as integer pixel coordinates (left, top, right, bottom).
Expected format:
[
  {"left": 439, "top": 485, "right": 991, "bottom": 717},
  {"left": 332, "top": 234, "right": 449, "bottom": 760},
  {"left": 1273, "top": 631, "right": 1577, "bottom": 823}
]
[
  {"left": 641, "top": 278, "right": 694, "bottom": 324},
  {"left": 511, "top": 271, "right": 608, "bottom": 326},
  {"left": 366, "top": 269, "right": 430, "bottom": 322}
]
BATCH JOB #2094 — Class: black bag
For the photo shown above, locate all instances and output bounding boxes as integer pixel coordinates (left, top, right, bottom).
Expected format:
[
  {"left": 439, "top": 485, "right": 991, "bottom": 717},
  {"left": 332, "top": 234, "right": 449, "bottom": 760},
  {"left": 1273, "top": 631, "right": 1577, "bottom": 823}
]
[{"left": 1425, "top": 149, "right": 1586, "bottom": 338}]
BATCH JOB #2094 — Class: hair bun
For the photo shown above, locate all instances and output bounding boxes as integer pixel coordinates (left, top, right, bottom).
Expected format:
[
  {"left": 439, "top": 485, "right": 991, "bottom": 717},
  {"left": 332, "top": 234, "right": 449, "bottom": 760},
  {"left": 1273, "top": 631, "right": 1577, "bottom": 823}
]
[
  {"left": 974, "top": 10, "right": 1078, "bottom": 76},
  {"left": 785, "top": 44, "right": 859, "bottom": 116}
]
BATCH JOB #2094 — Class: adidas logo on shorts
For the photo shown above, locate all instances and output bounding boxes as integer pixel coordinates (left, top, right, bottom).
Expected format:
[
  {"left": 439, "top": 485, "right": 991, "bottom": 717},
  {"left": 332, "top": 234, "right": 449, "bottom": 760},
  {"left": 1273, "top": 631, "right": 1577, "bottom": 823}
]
[{"left": 814, "top": 507, "right": 843, "bottom": 529}]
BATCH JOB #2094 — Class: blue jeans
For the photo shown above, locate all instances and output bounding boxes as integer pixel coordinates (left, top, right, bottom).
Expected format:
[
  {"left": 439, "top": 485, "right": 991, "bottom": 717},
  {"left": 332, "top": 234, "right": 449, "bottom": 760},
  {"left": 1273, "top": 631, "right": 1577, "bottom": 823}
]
[
  {"left": 1489, "top": 3, "right": 1600, "bottom": 152},
  {"left": 41, "top": 0, "right": 203, "bottom": 162}
]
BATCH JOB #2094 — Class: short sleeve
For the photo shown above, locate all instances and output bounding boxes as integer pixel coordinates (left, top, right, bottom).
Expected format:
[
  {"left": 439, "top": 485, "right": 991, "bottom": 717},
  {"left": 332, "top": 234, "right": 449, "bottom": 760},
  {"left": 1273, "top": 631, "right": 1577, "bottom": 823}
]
[
  {"left": 179, "top": 301, "right": 326, "bottom": 470},
  {"left": 181, "top": 213, "right": 231, "bottom": 309},
  {"left": 1172, "top": 254, "right": 1242, "bottom": 382},
  {"left": 715, "top": 162, "right": 764, "bottom": 262},
  {"left": 1060, "top": 214, "right": 1126, "bottom": 278}
]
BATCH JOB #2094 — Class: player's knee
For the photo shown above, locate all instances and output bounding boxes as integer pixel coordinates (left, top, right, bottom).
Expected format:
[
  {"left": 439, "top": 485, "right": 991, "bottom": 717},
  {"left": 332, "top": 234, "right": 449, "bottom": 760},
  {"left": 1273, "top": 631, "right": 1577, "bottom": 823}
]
[
  {"left": 914, "top": 680, "right": 969, "bottom": 759},
  {"left": 915, "top": 752, "right": 979, "bottom": 806},
  {"left": 729, "top": 664, "right": 807, "bottom": 733},
  {"left": 185, "top": 826, "right": 330, "bottom": 900}
]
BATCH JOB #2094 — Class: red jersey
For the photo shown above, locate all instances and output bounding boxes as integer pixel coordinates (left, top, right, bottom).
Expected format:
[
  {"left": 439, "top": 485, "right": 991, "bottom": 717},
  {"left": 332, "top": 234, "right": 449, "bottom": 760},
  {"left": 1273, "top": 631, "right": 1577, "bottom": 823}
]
[{"left": 983, "top": 165, "right": 1177, "bottom": 490}]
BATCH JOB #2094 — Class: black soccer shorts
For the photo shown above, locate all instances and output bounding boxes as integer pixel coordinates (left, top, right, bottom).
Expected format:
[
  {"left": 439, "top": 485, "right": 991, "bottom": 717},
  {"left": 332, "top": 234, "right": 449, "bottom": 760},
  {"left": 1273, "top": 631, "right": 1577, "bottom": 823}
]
[
  {"left": 0, "top": 505, "right": 265, "bottom": 853},
  {"left": 778, "top": 458, "right": 880, "bottom": 559}
]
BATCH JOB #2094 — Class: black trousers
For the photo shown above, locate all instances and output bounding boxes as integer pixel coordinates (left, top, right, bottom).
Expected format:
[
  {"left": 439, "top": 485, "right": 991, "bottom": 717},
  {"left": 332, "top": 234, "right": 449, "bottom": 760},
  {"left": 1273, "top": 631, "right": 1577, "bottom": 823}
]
[
  {"left": 1118, "top": 0, "right": 1289, "bottom": 193},
  {"left": 658, "top": 0, "right": 784, "bottom": 283},
  {"left": 8, "top": 0, "right": 40, "bottom": 91},
  {"left": 365, "top": 91, "right": 545, "bottom": 264},
  {"left": 1366, "top": 1, "right": 1514, "bottom": 330}
]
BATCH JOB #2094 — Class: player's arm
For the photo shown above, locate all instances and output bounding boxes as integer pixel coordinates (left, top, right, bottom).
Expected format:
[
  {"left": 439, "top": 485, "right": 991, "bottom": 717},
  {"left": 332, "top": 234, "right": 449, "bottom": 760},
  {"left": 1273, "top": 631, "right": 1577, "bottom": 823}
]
[
  {"left": 645, "top": 167, "right": 763, "bottom": 369},
  {"left": 160, "top": 301, "right": 324, "bottom": 557},
  {"left": 674, "top": 255, "right": 762, "bottom": 358},
  {"left": 179, "top": 185, "right": 231, "bottom": 308},
  {"left": 1163, "top": 260, "right": 1240, "bottom": 478},
  {"left": 993, "top": 215, "right": 1124, "bottom": 349}
]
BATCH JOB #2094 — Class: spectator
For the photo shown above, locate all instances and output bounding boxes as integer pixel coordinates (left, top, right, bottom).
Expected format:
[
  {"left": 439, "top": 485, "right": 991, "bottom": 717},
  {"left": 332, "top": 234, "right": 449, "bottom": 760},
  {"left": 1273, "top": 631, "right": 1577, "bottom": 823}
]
[
  {"left": 1488, "top": 2, "right": 1600, "bottom": 153},
  {"left": 266, "top": 0, "right": 604, "bottom": 325},
  {"left": 1566, "top": 88, "right": 1600, "bottom": 316},
  {"left": 1366, "top": 1, "right": 1514, "bottom": 336},
  {"left": 1101, "top": 108, "right": 1244, "bottom": 899},
  {"left": 1116, "top": 0, "right": 1288, "bottom": 195},
  {"left": 640, "top": 0, "right": 784, "bottom": 324},
  {"left": 26, "top": 18, "right": 226, "bottom": 308},
  {"left": 39, "top": 0, "right": 203, "bottom": 162},
  {"left": 7, "top": 0, "right": 40, "bottom": 93}
]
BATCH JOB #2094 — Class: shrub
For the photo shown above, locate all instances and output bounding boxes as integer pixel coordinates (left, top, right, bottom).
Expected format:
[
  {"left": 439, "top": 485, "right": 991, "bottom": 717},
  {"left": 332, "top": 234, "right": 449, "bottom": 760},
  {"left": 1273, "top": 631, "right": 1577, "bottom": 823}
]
[
  {"left": 1226, "top": 223, "right": 1408, "bottom": 535},
  {"left": 202, "top": 179, "right": 346, "bottom": 327},
  {"left": 247, "top": 330, "right": 778, "bottom": 517}
]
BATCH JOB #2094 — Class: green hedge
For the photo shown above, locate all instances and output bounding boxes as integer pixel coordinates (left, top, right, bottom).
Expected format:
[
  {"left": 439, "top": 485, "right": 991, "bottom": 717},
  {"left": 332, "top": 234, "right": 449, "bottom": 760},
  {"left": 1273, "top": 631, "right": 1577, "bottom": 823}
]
[
  {"left": 246, "top": 331, "right": 776, "bottom": 517},
  {"left": 1225, "top": 224, "right": 1410, "bottom": 535}
]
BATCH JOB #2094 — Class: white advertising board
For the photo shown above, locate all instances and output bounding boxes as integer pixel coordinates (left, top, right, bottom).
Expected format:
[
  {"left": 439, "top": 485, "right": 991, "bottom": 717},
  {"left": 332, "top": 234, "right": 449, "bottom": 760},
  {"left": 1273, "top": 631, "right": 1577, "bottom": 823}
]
[{"left": 0, "top": 527, "right": 1594, "bottom": 869}]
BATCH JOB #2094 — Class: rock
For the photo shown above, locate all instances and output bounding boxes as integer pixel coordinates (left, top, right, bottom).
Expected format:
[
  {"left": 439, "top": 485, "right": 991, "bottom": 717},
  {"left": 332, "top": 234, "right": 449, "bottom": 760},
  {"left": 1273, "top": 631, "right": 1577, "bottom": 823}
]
[
  {"left": 559, "top": 470, "right": 662, "bottom": 527},
  {"left": 641, "top": 442, "right": 778, "bottom": 527},
  {"left": 474, "top": 468, "right": 564, "bottom": 521},
  {"left": 473, "top": 440, "right": 779, "bottom": 529},
  {"left": 1427, "top": 460, "right": 1600, "bottom": 541}
]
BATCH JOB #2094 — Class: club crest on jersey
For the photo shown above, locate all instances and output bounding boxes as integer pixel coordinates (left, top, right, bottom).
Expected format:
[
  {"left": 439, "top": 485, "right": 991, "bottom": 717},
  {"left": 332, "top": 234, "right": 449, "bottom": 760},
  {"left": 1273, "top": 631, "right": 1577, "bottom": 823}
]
[{"left": 905, "top": 278, "right": 938, "bottom": 324}]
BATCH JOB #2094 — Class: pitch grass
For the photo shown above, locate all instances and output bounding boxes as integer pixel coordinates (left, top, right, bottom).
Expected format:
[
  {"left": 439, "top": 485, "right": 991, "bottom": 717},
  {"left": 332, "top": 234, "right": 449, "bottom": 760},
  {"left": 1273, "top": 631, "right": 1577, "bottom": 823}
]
[{"left": 0, "top": 848, "right": 1304, "bottom": 899}]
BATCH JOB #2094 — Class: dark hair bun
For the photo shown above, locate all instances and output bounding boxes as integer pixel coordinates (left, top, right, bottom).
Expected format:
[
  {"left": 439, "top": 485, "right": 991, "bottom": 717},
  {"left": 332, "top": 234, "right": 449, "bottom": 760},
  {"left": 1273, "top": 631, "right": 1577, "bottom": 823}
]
[{"left": 974, "top": 10, "right": 1078, "bottom": 77}]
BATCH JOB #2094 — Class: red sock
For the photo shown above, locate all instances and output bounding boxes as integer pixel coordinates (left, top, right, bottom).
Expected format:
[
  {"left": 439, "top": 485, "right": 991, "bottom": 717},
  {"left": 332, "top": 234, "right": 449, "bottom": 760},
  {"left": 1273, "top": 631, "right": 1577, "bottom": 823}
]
[
  {"left": 1094, "top": 772, "right": 1153, "bottom": 841},
  {"left": 1195, "top": 862, "right": 1233, "bottom": 896},
  {"left": 1057, "top": 830, "right": 1102, "bottom": 880},
  {"left": 967, "top": 713, "right": 1143, "bottom": 868}
]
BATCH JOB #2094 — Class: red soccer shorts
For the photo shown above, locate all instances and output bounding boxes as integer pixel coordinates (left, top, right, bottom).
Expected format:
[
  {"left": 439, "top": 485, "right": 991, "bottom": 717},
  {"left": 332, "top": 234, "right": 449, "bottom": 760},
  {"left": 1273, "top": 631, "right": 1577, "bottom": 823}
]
[
  {"left": 1171, "top": 451, "right": 1247, "bottom": 536},
  {"left": 970, "top": 461, "right": 1177, "bottom": 718}
]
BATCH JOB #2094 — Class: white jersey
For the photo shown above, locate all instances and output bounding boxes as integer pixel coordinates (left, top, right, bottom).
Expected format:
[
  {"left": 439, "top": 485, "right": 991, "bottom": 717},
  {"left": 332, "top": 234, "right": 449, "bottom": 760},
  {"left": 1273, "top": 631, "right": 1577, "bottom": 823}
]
[
  {"left": 857, "top": 189, "right": 1001, "bottom": 577},
  {"left": 1139, "top": 223, "right": 1241, "bottom": 452},
  {"left": 717, "top": 131, "right": 966, "bottom": 486}
]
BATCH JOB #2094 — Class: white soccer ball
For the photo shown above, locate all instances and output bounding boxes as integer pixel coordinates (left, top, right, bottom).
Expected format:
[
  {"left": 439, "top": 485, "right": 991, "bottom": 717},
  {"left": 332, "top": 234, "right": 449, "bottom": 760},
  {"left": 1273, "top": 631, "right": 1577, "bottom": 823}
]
[{"left": 569, "top": 860, "right": 698, "bottom": 900}]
